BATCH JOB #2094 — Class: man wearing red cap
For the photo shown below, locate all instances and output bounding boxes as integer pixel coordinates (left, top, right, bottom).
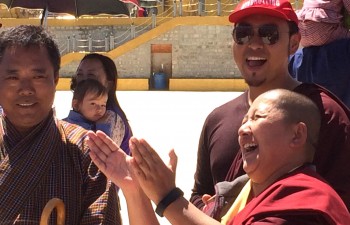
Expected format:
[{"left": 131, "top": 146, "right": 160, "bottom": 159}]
[{"left": 190, "top": 0, "right": 350, "bottom": 215}]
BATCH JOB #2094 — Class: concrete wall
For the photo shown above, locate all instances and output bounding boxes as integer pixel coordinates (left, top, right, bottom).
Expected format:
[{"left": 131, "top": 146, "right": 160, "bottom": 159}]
[
  {"left": 54, "top": 23, "right": 240, "bottom": 79},
  {"left": 118, "top": 25, "right": 238, "bottom": 78},
  {"left": 0, "top": 17, "right": 241, "bottom": 79}
]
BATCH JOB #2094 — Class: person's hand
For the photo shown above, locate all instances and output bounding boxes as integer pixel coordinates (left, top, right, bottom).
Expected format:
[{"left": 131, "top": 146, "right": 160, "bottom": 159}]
[
  {"left": 87, "top": 130, "right": 137, "bottom": 192},
  {"left": 202, "top": 194, "right": 215, "bottom": 214},
  {"left": 129, "top": 137, "right": 177, "bottom": 204}
]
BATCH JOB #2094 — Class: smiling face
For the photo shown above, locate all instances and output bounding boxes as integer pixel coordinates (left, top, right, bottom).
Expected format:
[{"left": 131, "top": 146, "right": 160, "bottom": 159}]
[
  {"left": 238, "top": 93, "right": 295, "bottom": 184},
  {"left": 233, "top": 15, "right": 295, "bottom": 88},
  {"left": 0, "top": 46, "right": 58, "bottom": 135},
  {"left": 76, "top": 91, "right": 108, "bottom": 122}
]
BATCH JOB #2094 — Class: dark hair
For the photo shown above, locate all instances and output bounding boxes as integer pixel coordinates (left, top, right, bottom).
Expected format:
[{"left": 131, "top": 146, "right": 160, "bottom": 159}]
[
  {"left": 0, "top": 25, "right": 60, "bottom": 77},
  {"left": 288, "top": 21, "right": 299, "bottom": 36},
  {"left": 71, "top": 53, "right": 129, "bottom": 122},
  {"left": 72, "top": 79, "right": 108, "bottom": 105}
]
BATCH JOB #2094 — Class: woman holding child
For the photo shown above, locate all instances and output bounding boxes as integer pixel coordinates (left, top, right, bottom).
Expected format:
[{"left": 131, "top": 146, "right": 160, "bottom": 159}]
[{"left": 69, "top": 53, "right": 133, "bottom": 155}]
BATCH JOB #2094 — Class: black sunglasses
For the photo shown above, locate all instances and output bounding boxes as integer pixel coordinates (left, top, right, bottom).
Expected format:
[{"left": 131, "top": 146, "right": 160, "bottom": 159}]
[{"left": 232, "top": 24, "right": 280, "bottom": 45}]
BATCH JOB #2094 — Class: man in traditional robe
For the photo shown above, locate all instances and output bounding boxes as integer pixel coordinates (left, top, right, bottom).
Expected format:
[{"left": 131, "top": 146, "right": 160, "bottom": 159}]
[{"left": 0, "top": 25, "right": 121, "bottom": 224}]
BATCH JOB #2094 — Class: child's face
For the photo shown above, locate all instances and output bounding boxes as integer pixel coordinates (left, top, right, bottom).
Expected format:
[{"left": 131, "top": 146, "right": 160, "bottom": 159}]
[{"left": 79, "top": 92, "right": 108, "bottom": 122}]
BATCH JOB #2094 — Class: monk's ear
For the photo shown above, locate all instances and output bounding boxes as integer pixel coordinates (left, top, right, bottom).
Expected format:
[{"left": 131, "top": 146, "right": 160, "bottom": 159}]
[
  {"left": 72, "top": 99, "right": 79, "bottom": 111},
  {"left": 289, "top": 32, "right": 301, "bottom": 55},
  {"left": 290, "top": 122, "right": 307, "bottom": 148}
]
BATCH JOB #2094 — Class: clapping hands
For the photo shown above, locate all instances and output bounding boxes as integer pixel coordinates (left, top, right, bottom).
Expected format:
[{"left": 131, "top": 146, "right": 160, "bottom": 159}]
[{"left": 87, "top": 130, "right": 178, "bottom": 204}]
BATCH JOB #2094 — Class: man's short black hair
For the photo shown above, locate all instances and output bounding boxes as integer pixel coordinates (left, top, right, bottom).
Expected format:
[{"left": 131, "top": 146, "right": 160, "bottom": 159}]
[
  {"left": 0, "top": 25, "right": 60, "bottom": 77},
  {"left": 288, "top": 21, "right": 299, "bottom": 36}
]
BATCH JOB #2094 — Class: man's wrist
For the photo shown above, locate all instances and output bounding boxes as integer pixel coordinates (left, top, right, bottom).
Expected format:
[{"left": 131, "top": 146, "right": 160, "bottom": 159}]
[{"left": 155, "top": 187, "right": 184, "bottom": 217}]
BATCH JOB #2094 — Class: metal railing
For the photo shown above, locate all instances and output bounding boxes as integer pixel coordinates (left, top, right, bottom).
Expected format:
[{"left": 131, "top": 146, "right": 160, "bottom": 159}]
[
  {"left": 58, "top": 21, "right": 152, "bottom": 55},
  {"left": 53, "top": 0, "right": 302, "bottom": 55}
]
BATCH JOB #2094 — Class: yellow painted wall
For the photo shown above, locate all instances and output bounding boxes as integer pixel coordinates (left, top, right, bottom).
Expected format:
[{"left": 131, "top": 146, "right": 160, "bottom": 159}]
[{"left": 57, "top": 77, "right": 247, "bottom": 91}]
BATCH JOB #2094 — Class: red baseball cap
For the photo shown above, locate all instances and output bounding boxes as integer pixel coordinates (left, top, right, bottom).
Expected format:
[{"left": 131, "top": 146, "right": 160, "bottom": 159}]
[{"left": 229, "top": 0, "right": 298, "bottom": 24}]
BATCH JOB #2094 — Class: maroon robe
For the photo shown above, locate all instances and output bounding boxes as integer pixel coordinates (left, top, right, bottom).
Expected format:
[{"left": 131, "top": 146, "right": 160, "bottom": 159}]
[{"left": 228, "top": 166, "right": 350, "bottom": 225}]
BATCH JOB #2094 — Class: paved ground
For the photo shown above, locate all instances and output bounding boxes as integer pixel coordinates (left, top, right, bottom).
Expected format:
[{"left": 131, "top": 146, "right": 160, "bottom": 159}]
[{"left": 55, "top": 90, "right": 242, "bottom": 225}]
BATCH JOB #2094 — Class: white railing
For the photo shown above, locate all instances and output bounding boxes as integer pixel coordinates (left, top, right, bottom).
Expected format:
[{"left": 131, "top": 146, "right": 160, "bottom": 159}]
[{"left": 53, "top": 0, "right": 302, "bottom": 55}]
